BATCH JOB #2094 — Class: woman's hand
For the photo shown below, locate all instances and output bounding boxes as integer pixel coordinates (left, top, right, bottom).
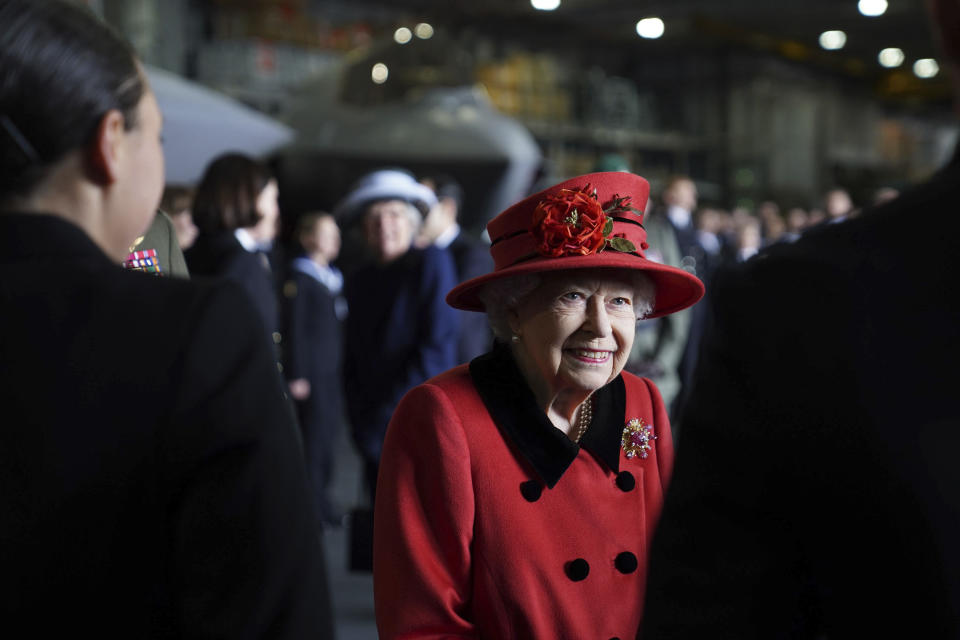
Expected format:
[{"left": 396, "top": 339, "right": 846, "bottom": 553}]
[{"left": 288, "top": 378, "right": 311, "bottom": 401}]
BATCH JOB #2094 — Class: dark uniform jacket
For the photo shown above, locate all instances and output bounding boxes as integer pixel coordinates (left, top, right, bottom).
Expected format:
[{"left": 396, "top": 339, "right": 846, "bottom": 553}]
[
  {"left": 283, "top": 258, "right": 345, "bottom": 394},
  {"left": 282, "top": 258, "right": 347, "bottom": 524},
  {"left": 186, "top": 230, "right": 279, "bottom": 339},
  {"left": 374, "top": 345, "right": 674, "bottom": 639},
  {"left": 642, "top": 148, "right": 960, "bottom": 638},
  {"left": 0, "top": 213, "right": 333, "bottom": 638}
]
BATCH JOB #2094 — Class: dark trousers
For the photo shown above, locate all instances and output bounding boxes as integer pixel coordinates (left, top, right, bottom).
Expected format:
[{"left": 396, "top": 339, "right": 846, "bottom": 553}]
[{"left": 295, "top": 374, "right": 343, "bottom": 526}]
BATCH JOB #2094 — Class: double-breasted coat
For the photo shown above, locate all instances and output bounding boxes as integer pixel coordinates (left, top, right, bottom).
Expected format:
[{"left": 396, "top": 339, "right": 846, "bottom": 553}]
[
  {"left": 282, "top": 256, "right": 347, "bottom": 524},
  {"left": 374, "top": 345, "right": 674, "bottom": 639},
  {"left": 343, "top": 245, "right": 459, "bottom": 467}
]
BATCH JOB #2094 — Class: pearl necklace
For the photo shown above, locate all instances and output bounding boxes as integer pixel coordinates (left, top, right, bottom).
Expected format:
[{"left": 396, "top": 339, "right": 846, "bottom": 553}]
[{"left": 574, "top": 395, "right": 593, "bottom": 443}]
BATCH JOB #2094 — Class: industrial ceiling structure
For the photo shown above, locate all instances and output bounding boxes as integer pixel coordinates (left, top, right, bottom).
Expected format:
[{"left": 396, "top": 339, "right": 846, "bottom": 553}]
[{"left": 319, "top": 0, "right": 948, "bottom": 105}]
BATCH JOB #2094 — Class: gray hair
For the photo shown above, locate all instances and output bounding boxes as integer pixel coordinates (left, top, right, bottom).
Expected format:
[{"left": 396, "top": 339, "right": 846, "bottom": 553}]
[
  {"left": 478, "top": 274, "right": 542, "bottom": 342},
  {"left": 364, "top": 198, "right": 423, "bottom": 233},
  {"left": 400, "top": 200, "right": 423, "bottom": 233},
  {"left": 478, "top": 270, "right": 657, "bottom": 341}
]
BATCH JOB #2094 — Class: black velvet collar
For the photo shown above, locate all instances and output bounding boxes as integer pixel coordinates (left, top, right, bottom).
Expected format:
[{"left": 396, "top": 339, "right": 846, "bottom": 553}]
[{"left": 470, "top": 343, "right": 625, "bottom": 488}]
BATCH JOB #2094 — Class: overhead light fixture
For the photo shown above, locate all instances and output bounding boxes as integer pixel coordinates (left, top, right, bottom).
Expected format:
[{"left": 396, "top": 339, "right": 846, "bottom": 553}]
[
  {"left": 819, "top": 30, "right": 847, "bottom": 50},
  {"left": 635, "top": 17, "right": 665, "bottom": 39},
  {"left": 878, "top": 47, "right": 904, "bottom": 68},
  {"left": 394, "top": 27, "right": 412, "bottom": 45},
  {"left": 858, "top": 0, "right": 888, "bottom": 17},
  {"left": 531, "top": 0, "right": 560, "bottom": 10},
  {"left": 415, "top": 23, "right": 434, "bottom": 39},
  {"left": 371, "top": 62, "right": 389, "bottom": 84},
  {"left": 913, "top": 58, "right": 939, "bottom": 78}
]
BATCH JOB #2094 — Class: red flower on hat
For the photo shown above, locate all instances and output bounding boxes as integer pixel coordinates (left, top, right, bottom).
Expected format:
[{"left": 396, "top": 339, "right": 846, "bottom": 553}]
[
  {"left": 531, "top": 186, "right": 608, "bottom": 258},
  {"left": 531, "top": 186, "right": 639, "bottom": 258}
]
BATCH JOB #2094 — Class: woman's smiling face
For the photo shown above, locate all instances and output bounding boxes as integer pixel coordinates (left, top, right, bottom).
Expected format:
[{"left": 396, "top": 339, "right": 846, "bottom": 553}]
[{"left": 509, "top": 270, "right": 640, "bottom": 401}]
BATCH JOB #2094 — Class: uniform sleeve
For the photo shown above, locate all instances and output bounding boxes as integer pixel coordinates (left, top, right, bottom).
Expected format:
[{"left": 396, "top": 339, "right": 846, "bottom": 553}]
[
  {"left": 162, "top": 282, "right": 333, "bottom": 639},
  {"left": 640, "top": 271, "right": 806, "bottom": 639},
  {"left": 162, "top": 211, "right": 191, "bottom": 278},
  {"left": 374, "top": 383, "right": 478, "bottom": 639},
  {"left": 282, "top": 274, "right": 309, "bottom": 381}
]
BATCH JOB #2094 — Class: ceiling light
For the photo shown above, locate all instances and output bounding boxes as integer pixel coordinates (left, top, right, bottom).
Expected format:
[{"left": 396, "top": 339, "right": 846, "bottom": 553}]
[
  {"left": 531, "top": 0, "right": 560, "bottom": 10},
  {"left": 415, "top": 23, "right": 434, "bottom": 39},
  {"left": 858, "top": 0, "right": 888, "bottom": 17},
  {"left": 636, "top": 17, "right": 665, "bottom": 39},
  {"left": 394, "top": 27, "right": 412, "bottom": 44},
  {"left": 371, "top": 63, "right": 389, "bottom": 84},
  {"left": 913, "top": 58, "right": 939, "bottom": 78},
  {"left": 819, "top": 30, "right": 847, "bottom": 50},
  {"left": 878, "top": 47, "right": 904, "bottom": 68}
]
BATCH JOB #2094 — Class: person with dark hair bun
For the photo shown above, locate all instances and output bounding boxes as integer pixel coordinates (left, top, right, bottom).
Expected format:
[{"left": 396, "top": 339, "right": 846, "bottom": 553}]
[
  {"left": 0, "top": 1, "right": 332, "bottom": 637},
  {"left": 186, "top": 152, "right": 282, "bottom": 342}
]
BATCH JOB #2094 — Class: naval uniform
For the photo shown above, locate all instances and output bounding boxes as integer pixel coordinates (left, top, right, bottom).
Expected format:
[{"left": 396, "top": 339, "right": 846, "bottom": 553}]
[
  {"left": 0, "top": 213, "right": 333, "bottom": 638},
  {"left": 374, "top": 344, "right": 673, "bottom": 639}
]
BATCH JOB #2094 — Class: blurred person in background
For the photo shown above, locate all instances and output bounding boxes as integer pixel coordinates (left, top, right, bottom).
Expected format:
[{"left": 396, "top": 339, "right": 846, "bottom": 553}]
[
  {"left": 693, "top": 206, "right": 730, "bottom": 266},
  {"left": 186, "top": 152, "right": 282, "bottom": 344},
  {"left": 0, "top": 1, "right": 332, "bottom": 635},
  {"left": 374, "top": 171, "right": 703, "bottom": 639},
  {"left": 661, "top": 175, "right": 698, "bottom": 236},
  {"left": 806, "top": 206, "right": 827, "bottom": 226},
  {"left": 729, "top": 205, "right": 754, "bottom": 236},
  {"left": 122, "top": 209, "right": 190, "bottom": 278},
  {"left": 733, "top": 216, "right": 763, "bottom": 262},
  {"left": 658, "top": 176, "right": 715, "bottom": 425},
  {"left": 599, "top": 163, "right": 691, "bottom": 424},
  {"left": 660, "top": 175, "right": 700, "bottom": 270},
  {"left": 642, "top": 0, "right": 960, "bottom": 636},
  {"left": 160, "top": 184, "right": 198, "bottom": 250},
  {"left": 823, "top": 186, "right": 854, "bottom": 224},
  {"left": 784, "top": 206, "right": 809, "bottom": 241},
  {"left": 756, "top": 200, "right": 787, "bottom": 246},
  {"left": 761, "top": 208, "right": 787, "bottom": 246},
  {"left": 418, "top": 174, "right": 495, "bottom": 363},
  {"left": 672, "top": 205, "right": 736, "bottom": 423},
  {"left": 283, "top": 212, "right": 348, "bottom": 529},
  {"left": 873, "top": 185, "right": 900, "bottom": 205},
  {"left": 756, "top": 200, "right": 780, "bottom": 233},
  {"left": 117, "top": 185, "right": 197, "bottom": 280},
  {"left": 334, "top": 168, "right": 459, "bottom": 505}
]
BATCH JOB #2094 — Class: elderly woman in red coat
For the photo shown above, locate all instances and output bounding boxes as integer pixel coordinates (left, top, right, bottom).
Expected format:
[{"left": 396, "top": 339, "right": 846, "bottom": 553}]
[{"left": 373, "top": 171, "right": 704, "bottom": 639}]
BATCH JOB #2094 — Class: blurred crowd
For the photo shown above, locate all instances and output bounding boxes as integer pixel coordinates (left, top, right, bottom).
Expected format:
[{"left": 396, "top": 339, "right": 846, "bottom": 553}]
[{"left": 156, "top": 155, "right": 902, "bottom": 525}]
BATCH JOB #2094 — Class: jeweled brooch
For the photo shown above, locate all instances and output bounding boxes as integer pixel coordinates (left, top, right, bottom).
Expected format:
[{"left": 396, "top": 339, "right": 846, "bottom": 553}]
[{"left": 622, "top": 418, "right": 656, "bottom": 459}]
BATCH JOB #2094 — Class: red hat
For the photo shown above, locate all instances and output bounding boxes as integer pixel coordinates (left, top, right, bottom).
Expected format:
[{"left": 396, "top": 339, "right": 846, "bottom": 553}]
[{"left": 446, "top": 171, "right": 704, "bottom": 319}]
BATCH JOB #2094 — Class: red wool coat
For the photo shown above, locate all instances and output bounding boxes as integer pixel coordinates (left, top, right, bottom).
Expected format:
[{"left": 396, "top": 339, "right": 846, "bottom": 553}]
[{"left": 374, "top": 347, "right": 674, "bottom": 639}]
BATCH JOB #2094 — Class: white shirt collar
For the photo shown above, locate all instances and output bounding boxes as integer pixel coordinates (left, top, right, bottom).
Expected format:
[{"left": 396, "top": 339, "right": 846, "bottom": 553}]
[
  {"left": 697, "top": 230, "right": 721, "bottom": 255},
  {"left": 291, "top": 257, "right": 343, "bottom": 294},
  {"left": 234, "top": 228, "right": 259, "bottom": 252},
  {"left": 666, "top": 205, "right": 692, "bottom": 229}
]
